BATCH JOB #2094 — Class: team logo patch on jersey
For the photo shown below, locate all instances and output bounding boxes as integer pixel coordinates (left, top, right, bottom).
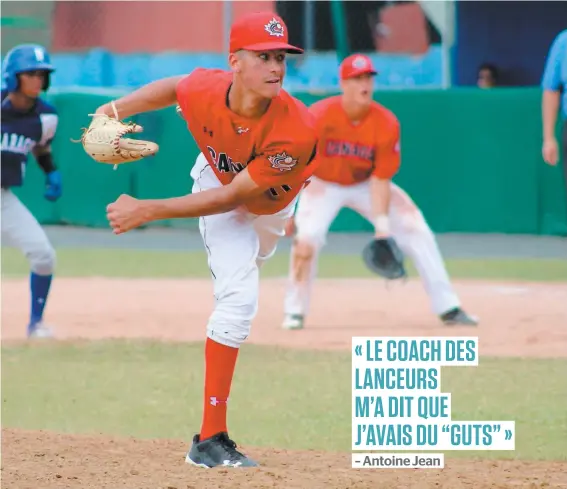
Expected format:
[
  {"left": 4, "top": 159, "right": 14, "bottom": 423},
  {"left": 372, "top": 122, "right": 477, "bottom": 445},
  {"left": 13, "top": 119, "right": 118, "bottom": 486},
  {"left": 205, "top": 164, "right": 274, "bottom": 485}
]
[
  {"left": 265, "top": 18, "right": 285, "bottom": 37},
  {"left": 268, "top": 152, "right": 297, "bottom": 172}
]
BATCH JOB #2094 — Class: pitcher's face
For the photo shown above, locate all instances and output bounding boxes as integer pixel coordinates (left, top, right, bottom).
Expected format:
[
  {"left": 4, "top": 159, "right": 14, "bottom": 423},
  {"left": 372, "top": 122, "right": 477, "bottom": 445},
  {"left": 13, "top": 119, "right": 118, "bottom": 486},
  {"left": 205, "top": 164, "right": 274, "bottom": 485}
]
[{"left": 233, "top": 49, "right": 287, "bottom": 98}]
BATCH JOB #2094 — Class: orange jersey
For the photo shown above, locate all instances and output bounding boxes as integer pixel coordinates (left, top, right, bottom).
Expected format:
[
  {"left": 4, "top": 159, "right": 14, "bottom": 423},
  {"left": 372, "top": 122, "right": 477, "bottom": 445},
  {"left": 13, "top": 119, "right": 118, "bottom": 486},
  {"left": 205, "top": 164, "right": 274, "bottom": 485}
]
[
  {"left": 309, "top": 96, "right": 401, "bottom": 186},
  {"left": 176, "top": 68, "right": 318, "bottom": 215}
]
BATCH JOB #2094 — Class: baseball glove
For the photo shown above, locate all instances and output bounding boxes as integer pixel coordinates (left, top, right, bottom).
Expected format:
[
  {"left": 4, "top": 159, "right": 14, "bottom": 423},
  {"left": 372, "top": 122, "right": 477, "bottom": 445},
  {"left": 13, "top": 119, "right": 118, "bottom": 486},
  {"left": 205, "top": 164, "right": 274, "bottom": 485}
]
[
  {"left": 74, "top": 112, "right": 159, "bottom": 165},
  {"left": 362, "top": 237, "right": 407, "bottom": 280}
]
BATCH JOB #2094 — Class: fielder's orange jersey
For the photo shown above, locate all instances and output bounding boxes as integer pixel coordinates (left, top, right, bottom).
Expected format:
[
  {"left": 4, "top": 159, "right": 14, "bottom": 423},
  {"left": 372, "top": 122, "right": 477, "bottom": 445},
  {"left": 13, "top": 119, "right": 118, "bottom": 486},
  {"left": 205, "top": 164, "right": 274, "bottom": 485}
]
[
  {"left": 309, "top": 96, "right": 401, "bottom": 185},
  {"left": 176, "top": 68, "right": 318, "bottom": 215}
]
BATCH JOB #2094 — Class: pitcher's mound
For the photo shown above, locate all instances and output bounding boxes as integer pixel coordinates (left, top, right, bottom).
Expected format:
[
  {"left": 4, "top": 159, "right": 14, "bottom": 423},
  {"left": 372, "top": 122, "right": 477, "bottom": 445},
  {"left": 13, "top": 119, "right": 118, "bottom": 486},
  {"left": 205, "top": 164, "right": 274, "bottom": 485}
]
[{"left": 2, "top": 429, "right": 565, "bottom": 489}]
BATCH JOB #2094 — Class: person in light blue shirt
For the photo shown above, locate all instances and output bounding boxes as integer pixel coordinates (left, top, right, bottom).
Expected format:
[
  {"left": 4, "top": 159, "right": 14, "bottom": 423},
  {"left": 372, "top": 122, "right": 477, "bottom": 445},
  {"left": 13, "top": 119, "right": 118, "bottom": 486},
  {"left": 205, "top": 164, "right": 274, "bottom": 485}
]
[{"left": 541, "top": 30, "right": 567, "bottom": 186}]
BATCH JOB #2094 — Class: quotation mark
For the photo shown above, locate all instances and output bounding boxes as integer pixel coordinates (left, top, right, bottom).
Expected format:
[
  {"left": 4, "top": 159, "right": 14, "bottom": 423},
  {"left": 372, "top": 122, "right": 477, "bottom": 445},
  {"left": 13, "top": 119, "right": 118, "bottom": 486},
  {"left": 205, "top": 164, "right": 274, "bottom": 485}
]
[
  {"left": 441, "top": 424, "right": 511, "bottom": 439},
  {"left": 355, "top": 345, "right": 363, "bottom": 356}
]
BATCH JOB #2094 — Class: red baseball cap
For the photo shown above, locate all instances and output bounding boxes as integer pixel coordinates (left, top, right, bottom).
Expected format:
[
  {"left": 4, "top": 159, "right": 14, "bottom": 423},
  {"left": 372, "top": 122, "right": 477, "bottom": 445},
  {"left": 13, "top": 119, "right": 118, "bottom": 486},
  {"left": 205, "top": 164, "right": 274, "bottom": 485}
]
[
  {"left": 229, "top": 12, "right": 303, "bottom": 54},
  {"left": 339, "top": 54, "right": 378, "bottom": 80}
]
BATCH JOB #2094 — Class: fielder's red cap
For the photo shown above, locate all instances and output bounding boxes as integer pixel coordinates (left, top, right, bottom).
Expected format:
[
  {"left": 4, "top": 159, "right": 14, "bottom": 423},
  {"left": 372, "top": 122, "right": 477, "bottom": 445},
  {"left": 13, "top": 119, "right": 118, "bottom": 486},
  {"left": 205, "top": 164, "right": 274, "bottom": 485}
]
[
  {"left": 339, "top": 54, "right": 378, "bottom": 80},
  {"left": 229, "top": 12, "right": 303, "bottom": 54}
]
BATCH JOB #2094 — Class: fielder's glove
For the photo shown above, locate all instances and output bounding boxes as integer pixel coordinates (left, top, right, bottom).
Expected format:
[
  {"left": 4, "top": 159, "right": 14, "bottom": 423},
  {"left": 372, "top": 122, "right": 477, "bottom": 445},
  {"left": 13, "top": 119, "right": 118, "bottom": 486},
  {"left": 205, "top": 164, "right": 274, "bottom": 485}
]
[
  {"left": 362, "top": 236, "right": 407, "bottom": 280},
  {"left": 74, "top": 113, "right": 159, "bottom": 165}
]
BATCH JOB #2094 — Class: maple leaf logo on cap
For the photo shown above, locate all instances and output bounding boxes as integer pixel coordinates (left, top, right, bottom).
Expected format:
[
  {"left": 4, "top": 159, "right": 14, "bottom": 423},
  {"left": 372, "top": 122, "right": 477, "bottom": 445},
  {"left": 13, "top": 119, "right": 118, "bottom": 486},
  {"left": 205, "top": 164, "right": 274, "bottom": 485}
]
[
  {"left": 352, "top": 56, "right": 368, "bottom": 69},
  {"left": 264, "top": 17, "right": 285, "bottom": 37}
]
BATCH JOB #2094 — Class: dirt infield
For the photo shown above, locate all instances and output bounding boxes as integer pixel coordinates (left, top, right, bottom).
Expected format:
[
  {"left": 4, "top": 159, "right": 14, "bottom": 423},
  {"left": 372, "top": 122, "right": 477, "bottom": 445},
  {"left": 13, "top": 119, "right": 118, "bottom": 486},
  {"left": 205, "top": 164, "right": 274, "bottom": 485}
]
[
  {"left": 2, "top": 277, "right": 567, "bottom": 488},
  {"left": 3, "top": 429, "right": 566, "bottom": 489},
  {"left": 3, "top": 277, "right": 567, "bottom": 356}
]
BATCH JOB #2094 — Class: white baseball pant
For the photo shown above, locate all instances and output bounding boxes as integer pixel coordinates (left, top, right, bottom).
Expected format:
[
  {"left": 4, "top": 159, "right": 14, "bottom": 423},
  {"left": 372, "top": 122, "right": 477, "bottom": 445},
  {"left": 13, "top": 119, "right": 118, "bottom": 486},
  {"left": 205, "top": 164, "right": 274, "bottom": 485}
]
[
  {"left": 283, "top": 176, "right": 461, "bottom": 317},
  {"left": 1, "top": 188, "right": 56, "bottom": 275},
  {"left": 191, "top": 153, "right": 297, "bottom": 348}
]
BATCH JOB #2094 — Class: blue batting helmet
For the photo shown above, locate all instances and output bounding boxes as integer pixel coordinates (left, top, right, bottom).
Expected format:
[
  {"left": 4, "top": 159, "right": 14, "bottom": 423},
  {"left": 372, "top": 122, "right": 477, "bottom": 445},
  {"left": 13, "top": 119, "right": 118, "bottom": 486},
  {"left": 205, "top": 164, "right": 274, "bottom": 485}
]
[{"left": 2, "top": 44, "right": 55, "bottom": 93}]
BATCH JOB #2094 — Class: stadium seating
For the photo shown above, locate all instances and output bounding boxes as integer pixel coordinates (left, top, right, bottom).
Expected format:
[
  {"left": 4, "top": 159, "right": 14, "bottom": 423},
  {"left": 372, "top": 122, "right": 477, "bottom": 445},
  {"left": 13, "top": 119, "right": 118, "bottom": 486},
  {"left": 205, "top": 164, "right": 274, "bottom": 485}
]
[{"left": 45, "top": 47, "right": 444, "bottom": 92}]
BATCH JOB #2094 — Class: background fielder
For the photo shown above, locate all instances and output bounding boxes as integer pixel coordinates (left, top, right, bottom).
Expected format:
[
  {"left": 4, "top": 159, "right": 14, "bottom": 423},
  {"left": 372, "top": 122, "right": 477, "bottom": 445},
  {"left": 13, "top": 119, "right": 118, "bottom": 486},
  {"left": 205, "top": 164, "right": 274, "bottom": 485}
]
[
  {"left": 1, "top": 44, "right": 62, "bottom": 338},
  {"left": 282, "top": 54, "right": 478, "bottom": 330}
]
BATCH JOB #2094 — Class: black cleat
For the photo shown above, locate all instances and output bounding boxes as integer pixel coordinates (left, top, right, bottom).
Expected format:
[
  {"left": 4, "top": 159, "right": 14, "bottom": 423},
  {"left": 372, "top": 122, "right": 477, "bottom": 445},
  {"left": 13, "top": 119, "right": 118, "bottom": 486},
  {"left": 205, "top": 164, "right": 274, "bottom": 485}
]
[
  {"left": 185, "top": 432, "right": 258, "bottom": 468},
  {"left": 440, "top": 307, "right": 479, "bottom": 326}
]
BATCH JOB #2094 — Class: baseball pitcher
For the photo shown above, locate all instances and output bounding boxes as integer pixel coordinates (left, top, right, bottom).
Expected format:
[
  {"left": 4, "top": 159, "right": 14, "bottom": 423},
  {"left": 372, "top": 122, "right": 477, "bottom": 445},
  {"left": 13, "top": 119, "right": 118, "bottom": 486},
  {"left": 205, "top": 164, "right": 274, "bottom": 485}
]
[
  {"left": 282, "top": 54, "right": 478, "bottom": 330},
  {"left": 75, "top": 12, "right": 317, "bottom": 469},
  {"left": 1, "top": 44, "right": 62, "bottom": 338}
]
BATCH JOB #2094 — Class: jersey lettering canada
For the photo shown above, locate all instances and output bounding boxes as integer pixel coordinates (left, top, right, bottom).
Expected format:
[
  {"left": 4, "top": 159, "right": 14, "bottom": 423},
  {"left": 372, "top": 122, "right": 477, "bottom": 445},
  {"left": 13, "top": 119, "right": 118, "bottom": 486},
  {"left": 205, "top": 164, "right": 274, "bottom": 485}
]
[
  {"left": 207, "top": 145, "right": 293, "bottom": 199},
  {"left": 207, "top": 146, "right": 245, "bottom": 174},
  {"left": 324, "top": 139, "right": 375, "bottom": 162}
]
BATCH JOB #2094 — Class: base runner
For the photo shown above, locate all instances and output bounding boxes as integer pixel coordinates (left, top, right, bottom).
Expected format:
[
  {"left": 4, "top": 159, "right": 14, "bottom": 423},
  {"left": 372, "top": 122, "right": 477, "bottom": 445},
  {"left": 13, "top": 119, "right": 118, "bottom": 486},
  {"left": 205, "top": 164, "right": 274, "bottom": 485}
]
[{"left": 1, "top": 44, "right": 62, "bottom": 338}]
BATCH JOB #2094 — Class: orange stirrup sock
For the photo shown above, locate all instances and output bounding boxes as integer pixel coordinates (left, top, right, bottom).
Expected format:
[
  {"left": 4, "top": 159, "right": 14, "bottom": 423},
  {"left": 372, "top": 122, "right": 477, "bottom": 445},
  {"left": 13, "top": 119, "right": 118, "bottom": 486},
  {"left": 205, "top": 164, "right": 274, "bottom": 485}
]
[{"left": 199, "top": 337, "right": 239, "bottom": 440}]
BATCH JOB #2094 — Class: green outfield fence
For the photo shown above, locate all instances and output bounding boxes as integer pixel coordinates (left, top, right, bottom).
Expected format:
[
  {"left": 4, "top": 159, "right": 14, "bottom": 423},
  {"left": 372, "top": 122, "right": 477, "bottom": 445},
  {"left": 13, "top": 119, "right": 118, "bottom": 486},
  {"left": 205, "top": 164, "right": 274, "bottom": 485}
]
[{"left": 11, "top": 87, "right": 567, "bottom": 236}]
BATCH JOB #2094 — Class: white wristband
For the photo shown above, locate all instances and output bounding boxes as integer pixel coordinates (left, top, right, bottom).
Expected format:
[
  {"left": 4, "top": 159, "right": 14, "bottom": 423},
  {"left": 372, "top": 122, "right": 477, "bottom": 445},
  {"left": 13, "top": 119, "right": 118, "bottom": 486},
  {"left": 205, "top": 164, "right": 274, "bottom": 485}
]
[
  {"left": 374, "top": 215, "right": 390, "bottom": 235},
  {"left": 110, "top": 100, "right": 119, "bottom": 119}
]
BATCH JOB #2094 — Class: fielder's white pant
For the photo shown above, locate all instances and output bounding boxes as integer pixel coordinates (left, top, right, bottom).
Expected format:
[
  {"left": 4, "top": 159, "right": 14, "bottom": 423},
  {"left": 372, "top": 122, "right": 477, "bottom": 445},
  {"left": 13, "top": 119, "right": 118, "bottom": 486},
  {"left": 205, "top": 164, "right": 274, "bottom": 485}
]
[
  {"left": 283, "top": 176, "right": 461, "bottom": 317},
  {"left": 191, "top": 153, "right": 297, "bottom": 348},
  {"left": 1, "top": 188, "right": 56, "bottom": 275}
]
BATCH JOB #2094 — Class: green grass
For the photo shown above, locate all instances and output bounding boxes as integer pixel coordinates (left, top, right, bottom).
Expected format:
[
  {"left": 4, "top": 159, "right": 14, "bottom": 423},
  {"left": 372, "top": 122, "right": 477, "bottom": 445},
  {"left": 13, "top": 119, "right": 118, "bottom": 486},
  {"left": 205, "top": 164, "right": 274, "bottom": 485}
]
[
  {"left": 2, "top": 245, "right": 565, "bottom": 463},
  {"left": 2, "top": 341, "right": 566, "bottom": 461},
  {"left": 2, "top": 247, "right": 567, "bottom": 281}
]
